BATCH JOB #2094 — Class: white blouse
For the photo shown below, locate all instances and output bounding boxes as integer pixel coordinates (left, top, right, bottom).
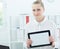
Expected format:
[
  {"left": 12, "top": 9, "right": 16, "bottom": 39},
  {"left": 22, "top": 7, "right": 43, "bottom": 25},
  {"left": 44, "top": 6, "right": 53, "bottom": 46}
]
[{"left": 24, "top": 16, "right": 59, "bottom": 49}]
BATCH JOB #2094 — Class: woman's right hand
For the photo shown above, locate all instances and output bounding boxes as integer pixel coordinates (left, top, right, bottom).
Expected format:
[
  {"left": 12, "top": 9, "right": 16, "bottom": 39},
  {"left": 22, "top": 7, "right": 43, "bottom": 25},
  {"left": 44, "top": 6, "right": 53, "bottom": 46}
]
[{"left": 26, "top": 39, "right": 32, "bottom": 48}]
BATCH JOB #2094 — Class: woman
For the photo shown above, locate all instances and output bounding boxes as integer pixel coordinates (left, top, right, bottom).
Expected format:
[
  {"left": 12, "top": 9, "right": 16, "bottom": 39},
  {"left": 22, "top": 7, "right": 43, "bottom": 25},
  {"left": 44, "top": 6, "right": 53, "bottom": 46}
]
[{"left": 24, "top": 1, "right": 59, "bottom": 49}]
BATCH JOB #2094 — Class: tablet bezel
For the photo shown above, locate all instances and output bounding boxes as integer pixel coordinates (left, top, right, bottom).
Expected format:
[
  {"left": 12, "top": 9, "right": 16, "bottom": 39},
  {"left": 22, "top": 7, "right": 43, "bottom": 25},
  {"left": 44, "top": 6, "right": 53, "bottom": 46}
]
[{"left": 28, "top": 30, "right": 52, "bottom": 48}]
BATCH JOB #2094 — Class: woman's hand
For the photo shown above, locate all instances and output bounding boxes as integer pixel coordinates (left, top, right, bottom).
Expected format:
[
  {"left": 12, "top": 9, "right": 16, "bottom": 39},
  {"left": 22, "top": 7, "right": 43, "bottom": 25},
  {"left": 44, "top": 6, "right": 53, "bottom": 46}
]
[
  {"left": 49, "top": 36, "right": 55, "bottom": 47},
  {"left": 26, "top": 39, "right": 32, "bottom": 48}
]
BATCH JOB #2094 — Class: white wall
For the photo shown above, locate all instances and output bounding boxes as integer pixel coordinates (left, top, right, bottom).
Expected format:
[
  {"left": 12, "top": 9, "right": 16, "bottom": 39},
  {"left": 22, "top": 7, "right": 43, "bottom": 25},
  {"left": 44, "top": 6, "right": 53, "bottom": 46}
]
[
  {"left": 0, "top": 0, "right": 10, "bottom": 46},
  {"left": 42, "top": 0, "right": 60, "bottom": 15}
]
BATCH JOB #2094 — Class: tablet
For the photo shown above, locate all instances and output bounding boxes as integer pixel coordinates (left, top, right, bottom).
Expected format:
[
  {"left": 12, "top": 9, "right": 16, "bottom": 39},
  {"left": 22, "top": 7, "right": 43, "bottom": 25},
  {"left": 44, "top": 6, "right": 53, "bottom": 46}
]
[{"left": 28, "top": 30, "right": 52, "bottom": 48}]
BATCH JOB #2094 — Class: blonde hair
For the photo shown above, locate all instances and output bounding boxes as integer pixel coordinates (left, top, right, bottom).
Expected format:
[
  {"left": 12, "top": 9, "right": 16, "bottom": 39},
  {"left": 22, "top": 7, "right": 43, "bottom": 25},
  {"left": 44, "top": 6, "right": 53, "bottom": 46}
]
[{"left": 33, "top": 0, "right": 44, "bottom": 9}]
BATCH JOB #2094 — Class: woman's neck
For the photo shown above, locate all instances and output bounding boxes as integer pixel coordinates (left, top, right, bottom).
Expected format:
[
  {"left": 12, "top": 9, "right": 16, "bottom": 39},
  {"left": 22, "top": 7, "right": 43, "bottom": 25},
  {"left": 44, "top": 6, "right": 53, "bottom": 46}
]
[{"left": 35, "top": 16, "right": 45, "bottom": 23}]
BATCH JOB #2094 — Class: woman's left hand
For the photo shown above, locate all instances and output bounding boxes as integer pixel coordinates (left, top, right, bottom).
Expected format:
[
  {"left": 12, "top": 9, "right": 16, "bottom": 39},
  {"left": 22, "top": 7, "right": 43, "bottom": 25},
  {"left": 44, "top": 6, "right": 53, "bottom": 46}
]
[
  {"left": 52, "top": 42, "right": 55, "bottom": 47},
  {"left": 49, "top": 36, "right": 55, "bottom": 47}
]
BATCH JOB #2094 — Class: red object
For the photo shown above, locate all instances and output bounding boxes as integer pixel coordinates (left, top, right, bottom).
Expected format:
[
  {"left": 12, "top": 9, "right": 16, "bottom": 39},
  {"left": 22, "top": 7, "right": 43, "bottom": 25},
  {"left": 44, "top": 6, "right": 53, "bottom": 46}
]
[{"left": 26, "top": 16, "right": 29, "bottom": 24}]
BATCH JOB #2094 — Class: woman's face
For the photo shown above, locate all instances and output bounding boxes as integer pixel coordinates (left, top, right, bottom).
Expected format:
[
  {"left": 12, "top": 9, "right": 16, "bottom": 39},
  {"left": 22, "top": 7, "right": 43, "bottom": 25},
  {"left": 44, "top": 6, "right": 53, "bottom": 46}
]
[{"left": 32, "top": 4, "right": 44, "bottom": 17}]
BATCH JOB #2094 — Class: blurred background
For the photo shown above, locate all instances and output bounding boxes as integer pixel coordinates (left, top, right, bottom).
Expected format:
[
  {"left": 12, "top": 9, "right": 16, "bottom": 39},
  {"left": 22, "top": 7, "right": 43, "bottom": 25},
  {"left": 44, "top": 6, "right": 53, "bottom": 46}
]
[{"left": 0, "top": 0, "right": 60, "bottom": 49}]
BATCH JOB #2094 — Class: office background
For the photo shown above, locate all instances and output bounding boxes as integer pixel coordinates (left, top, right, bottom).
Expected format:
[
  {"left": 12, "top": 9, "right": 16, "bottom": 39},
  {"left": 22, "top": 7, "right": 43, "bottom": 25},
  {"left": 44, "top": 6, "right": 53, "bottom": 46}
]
[{"left": 0, "top": 0, "right": 60, "bottom": 49}]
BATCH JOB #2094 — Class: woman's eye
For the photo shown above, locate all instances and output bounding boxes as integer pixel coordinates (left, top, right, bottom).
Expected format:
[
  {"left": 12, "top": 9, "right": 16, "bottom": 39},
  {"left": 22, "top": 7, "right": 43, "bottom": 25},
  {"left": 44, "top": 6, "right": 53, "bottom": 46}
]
[
  {"left": 37, "top": 9, "right": 40, "bottom": 11},
  {"left": 33, "top": 9, "right": 35, "bottom": 11}
]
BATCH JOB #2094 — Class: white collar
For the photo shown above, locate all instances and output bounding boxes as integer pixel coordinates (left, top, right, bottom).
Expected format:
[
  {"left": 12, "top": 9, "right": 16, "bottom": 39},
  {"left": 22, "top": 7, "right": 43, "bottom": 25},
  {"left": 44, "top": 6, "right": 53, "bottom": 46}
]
[{"left": 33, "top": 16, "right": 47, "bottom": 26}]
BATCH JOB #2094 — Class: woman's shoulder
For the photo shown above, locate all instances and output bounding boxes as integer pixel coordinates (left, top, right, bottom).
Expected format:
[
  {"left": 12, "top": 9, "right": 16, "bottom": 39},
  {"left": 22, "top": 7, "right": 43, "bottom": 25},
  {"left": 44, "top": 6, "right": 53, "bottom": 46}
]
[
  {"left": 44, "top": 16, "right": 56, "bottom": 27},
  {"left": 46, "top": 19, "right": 57, "bottom": 27}
]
